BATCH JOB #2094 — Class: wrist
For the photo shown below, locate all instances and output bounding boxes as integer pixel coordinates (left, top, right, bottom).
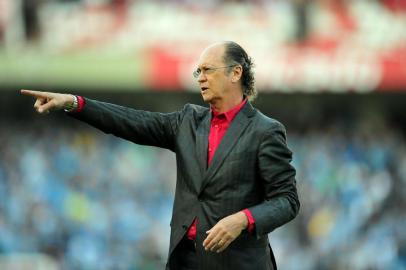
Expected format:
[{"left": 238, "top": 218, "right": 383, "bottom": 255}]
[
  {"left": 64, "top": 95, "right": 78, "bottom": 112},
  {"left": 237, "top": 211, "right": 248, "bottom": 230}
]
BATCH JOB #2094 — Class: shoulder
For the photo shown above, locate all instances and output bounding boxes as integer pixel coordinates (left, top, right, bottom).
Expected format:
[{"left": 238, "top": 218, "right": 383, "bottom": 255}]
[
  {"left": 251, "top": 111, "right": 291, "bottom": 150},
  {"left": 252, "top": 109, "right": 287, "bottom": 134},
  {"left": 182, "top": 103, "right": 208, "bottom": 113},
  {"left": 241, "top": 101, "right": 285, "bottom": 133},
  {"left": 181, "top": 103, "right": 209, "bottom": 119}
]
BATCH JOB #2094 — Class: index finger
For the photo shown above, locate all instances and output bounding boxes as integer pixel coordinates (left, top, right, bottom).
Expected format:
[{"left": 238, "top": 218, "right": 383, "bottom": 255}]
[{"left": 20, "top": 89, "right": 49, "bottom": 98}]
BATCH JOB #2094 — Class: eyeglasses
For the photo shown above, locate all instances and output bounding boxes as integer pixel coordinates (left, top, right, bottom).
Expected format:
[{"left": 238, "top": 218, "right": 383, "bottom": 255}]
[{"left": 193, "top": 65, "right": 237, "bottom": 78}]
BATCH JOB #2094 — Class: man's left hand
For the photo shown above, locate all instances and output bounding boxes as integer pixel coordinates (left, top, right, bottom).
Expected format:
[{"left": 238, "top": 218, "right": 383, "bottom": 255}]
[{"left": 203, "top": 211, "right": 248, "bottom": 253}]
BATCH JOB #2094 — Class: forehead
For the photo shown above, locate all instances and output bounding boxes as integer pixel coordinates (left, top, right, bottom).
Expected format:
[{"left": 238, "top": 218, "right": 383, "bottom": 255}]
[{"left": 197, "top": 44, "right": 225, "bottom": 67}]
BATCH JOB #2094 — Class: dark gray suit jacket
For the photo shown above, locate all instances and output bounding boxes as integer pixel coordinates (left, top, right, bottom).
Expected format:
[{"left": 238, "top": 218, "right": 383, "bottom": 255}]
[{"left": 70, "top": 98, "right": 300, "bottom": 270}]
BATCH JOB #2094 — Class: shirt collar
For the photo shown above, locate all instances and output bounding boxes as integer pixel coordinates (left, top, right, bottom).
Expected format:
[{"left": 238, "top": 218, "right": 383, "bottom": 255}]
[{"left": 211, "top": 98, "right": 247, "bottom": 123}]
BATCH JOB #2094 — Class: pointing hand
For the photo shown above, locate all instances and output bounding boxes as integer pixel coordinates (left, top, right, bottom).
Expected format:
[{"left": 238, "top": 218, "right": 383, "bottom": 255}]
[{"left": 21, "top": 89, "right": 75, "bottom": 114}]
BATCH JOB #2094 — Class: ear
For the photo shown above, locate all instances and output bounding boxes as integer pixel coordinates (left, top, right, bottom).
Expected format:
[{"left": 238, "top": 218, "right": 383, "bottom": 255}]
[{"left": 231, "top": 65, "right": 243, "bottom": 83}]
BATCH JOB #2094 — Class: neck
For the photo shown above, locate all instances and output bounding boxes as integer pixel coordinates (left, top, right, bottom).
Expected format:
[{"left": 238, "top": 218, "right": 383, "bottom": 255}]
[{"left": 210, "top": 92, "right": 244, "bottom": 113}]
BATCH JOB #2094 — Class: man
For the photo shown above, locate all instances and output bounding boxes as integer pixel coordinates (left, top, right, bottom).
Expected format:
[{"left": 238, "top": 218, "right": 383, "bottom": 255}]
[{"left": 21, "top": 41, "right": 299, "bottom": 270}]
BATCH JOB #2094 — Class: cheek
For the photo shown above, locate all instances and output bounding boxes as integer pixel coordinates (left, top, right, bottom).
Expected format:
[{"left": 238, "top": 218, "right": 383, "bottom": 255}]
[{"left": 210, "top": 76, "right": 224, "bottom": 90}]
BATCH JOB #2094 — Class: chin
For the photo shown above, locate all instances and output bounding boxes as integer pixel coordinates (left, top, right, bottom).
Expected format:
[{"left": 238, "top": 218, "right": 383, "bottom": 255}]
[{"left": 201, "top": 93, "right": 212, "bottom": 103}]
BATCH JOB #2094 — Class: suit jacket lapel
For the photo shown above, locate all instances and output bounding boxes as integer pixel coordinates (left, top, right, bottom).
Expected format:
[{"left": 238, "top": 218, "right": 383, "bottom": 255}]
[
  {"left": 195, "top": 111, "right": 211, "bottom": 191},
  {"left": 199, "top": 102, "right": 256, "bottom": 194}
]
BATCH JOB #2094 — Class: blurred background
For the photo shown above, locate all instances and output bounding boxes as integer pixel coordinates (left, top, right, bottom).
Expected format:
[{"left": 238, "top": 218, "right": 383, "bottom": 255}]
[{"left": 1, "top": 0, "right": 406, "bottom": 269}]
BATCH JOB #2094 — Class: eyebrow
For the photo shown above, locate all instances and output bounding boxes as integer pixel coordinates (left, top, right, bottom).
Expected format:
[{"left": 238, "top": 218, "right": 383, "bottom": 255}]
[{"left": 197, "top": 64, "right": 217, "bottom": 69}]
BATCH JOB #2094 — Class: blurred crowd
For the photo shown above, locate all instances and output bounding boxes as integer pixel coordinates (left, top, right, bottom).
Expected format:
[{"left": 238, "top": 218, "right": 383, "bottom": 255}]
[
  {"left": 1, "top": 0, "right": 405, "bottom": 46},
  {"left": 2, "top": 0, "right": 405, "bottom": 93},
  {"left": 0, "top": 121, "right": 176, "bottom": 269},
  {"left": 1, "top": 113, "right": 405, "bottom": 269},
  {"left": 276, "top": 120, "right": 406, "bottom": 270}
]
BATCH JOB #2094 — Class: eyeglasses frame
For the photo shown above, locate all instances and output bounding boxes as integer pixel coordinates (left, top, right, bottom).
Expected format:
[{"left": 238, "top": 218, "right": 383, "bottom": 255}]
[{"left": 193, "top": 65, "right": 239, "bottom": 79}]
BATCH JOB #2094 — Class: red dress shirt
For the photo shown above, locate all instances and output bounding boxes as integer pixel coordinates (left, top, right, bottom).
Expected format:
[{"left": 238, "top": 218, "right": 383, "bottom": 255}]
[{"left": 187, "top": 98, "right": 255, "bottom": 240}]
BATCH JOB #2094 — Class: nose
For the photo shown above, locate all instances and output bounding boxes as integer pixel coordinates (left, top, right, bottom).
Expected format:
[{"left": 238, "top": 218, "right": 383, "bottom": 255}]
[{"left": 197, "top": 72, "right": 207, "bottom": 83}]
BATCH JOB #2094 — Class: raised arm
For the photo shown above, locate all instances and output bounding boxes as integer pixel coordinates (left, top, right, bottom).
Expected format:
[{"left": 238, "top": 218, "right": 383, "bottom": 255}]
[
  {"left": 69, "top": 98, "right": 183, "bottom": 151},
  {"left": 21, "top": 89, "right": 185, "bottom": 151}
]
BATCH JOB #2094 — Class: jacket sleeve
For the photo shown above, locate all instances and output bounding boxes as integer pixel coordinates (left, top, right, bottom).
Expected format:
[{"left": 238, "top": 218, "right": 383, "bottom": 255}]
[
  {"left": 68, "top": 98, "right": 185, "bottom": 151},
  {"left": 248, "top": 122, "right": 300, "bottom": 238}
]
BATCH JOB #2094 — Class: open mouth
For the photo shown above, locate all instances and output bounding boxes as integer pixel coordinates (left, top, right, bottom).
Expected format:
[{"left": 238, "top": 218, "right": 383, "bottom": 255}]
[{"left": 201, "top": 87, "right": 208, "bottom": 92}]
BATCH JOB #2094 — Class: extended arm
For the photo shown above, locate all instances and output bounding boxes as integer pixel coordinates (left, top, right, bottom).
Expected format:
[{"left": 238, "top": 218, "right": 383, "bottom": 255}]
[
  {"left": 21, "top": 89, "right": 183, "bottom": 151},
  {"left": 69, "top": 98, "right": 182, "bottom": 150}
]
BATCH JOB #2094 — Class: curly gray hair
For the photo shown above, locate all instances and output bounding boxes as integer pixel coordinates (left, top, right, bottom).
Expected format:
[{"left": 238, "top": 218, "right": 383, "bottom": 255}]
[{"left": 223, "top": 41, "right": 257, "bottom": 100}]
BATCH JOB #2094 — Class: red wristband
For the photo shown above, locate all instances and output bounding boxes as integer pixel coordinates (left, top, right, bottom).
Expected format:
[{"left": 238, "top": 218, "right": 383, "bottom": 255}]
[
  {"left": 242, "top": 209, "right": 255, "bottom": 233},
  {"left": 75, "top": 96, "right": 85, "bottom": 112}
]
